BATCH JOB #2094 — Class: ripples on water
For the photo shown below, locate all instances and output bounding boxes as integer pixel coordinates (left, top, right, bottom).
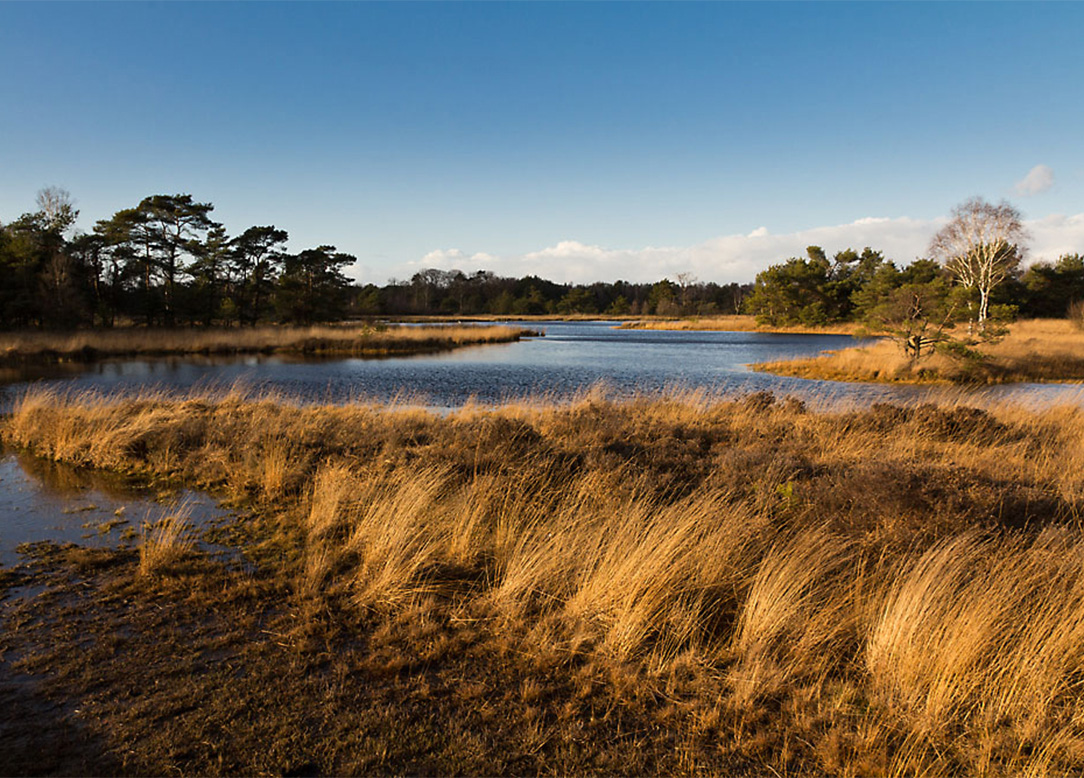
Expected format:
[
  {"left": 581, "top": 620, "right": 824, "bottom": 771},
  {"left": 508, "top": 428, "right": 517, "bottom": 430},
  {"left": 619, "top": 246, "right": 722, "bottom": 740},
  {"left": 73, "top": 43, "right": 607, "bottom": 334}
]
[{"left": 2, "top": 321, "right": 1080, "bottom": 411}]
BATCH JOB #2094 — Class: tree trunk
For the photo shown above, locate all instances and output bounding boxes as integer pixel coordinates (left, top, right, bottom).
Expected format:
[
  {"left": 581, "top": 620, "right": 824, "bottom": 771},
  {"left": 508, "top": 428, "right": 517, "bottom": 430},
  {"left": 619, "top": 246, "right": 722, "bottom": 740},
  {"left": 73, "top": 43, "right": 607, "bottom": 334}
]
[{"left": 978, "top": 287, "right": 990, "bottom": 333}]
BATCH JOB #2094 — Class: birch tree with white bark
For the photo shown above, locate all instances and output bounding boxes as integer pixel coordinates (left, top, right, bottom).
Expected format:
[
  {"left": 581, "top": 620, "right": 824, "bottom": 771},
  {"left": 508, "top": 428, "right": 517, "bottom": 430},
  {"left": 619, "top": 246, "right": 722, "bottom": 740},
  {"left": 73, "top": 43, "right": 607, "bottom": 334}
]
[{"left": 928, "top": 197, "right": 1027, "bottom": 332}]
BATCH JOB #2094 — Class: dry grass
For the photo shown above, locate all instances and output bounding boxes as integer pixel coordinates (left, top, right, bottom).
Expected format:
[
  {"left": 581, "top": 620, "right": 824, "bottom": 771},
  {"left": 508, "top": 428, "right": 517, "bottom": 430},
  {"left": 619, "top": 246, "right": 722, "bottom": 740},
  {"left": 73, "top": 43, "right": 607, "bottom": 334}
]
[
  {"left": 755, "top": 318, "right": 1084, "bottom": 384},
  {"left": 754, "top": 336, "right": 919, "bottom": 382},
  {"left": 137, "top": 499, "right": 196, "bottom": 576},
  {"left": 7, "top": 385, "right": 1084, "bottom": 774},
  {"left": 618, "top": 314, "right": 872, "bottom": 334},
  {"left": 0, "top": 323, "right": 534, "bottom": 364}
]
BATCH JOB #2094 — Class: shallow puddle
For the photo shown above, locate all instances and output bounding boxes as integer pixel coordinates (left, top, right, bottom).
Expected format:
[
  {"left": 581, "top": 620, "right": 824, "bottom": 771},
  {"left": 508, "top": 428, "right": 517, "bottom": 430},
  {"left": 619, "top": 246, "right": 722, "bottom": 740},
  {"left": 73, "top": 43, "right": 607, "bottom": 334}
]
[{"left": 0, "top": 449, "right": 232, "bottom": 568}]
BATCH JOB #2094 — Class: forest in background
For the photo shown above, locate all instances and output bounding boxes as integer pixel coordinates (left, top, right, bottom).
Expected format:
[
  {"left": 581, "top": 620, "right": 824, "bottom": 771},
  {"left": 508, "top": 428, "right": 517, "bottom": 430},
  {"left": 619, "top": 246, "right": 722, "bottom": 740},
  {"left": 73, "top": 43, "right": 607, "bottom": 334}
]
[
  {"left": 1, "top": 188, "right": 1081, "bottom": 329},
  {"left": 0, "top": 189, "right": 749, "bottom": 328}
]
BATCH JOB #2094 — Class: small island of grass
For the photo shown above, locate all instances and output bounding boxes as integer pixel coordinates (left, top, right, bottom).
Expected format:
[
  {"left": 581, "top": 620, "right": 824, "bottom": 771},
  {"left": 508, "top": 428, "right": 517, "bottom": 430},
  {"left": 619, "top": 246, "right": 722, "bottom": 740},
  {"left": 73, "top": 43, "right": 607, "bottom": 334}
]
[{"left": 753, "top": 318, "right": 1084, "bottom": 384}]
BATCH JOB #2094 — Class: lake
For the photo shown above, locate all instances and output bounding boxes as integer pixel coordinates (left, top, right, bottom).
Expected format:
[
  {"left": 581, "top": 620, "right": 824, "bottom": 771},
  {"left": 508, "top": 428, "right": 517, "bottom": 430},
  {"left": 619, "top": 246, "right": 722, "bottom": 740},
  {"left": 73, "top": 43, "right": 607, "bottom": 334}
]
[{"left": 3, "top": 321, "right": 1081, "bottom": 410}]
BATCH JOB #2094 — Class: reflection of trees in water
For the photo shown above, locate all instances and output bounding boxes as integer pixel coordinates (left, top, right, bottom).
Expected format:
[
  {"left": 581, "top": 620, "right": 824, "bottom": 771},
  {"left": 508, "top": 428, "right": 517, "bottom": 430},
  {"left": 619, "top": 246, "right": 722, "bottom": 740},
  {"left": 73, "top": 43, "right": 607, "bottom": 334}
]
[
  {"left": 0, "top": 354, "right": 286, "bottom": 386},
  {"left": 0, "top": 362, "right": 92, "bottom": 384},
  {"left": 10, "top": 449, "right": 142, "bottom": 500}
]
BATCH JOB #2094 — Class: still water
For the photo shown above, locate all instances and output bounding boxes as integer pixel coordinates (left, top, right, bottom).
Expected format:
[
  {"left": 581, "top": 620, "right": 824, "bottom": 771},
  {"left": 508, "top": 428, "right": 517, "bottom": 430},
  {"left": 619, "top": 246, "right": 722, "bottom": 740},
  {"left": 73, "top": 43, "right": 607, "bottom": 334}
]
[
  {"left": 0, "top": 449, "right": 231, "bottom": 568},
  {"left": 3, "top": 321, "right": 1080, "bottom": 409}
]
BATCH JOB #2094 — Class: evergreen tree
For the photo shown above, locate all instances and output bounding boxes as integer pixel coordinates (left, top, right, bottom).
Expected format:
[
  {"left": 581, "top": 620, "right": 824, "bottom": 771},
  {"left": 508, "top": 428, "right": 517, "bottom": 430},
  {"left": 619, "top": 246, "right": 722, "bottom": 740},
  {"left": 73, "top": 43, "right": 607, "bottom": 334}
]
[{"left": 275, "top": 245, "right": 355, "bottom": 324}]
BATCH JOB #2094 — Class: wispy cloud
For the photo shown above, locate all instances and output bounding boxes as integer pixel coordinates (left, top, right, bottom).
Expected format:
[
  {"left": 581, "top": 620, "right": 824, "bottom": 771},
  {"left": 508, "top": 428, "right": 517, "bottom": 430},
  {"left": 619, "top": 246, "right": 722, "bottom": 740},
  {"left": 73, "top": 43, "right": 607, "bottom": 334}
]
[
  {"left": 398, "top": 217, "right": 937, "bottom": 284},
  {"left": 1016, "top": 164, "right": 1055, "bottom": 196},
  {"left": 390, "top": 211, "right": 1084, "bottom": 285}
]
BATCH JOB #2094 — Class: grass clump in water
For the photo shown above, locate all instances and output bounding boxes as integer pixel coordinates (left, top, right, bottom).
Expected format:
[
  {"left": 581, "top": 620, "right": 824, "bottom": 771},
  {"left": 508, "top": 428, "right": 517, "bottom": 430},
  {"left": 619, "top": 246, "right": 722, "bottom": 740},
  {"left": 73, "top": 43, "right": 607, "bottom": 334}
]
[{"left": 137, "top": 500, "right": 196, "bottom": 576}]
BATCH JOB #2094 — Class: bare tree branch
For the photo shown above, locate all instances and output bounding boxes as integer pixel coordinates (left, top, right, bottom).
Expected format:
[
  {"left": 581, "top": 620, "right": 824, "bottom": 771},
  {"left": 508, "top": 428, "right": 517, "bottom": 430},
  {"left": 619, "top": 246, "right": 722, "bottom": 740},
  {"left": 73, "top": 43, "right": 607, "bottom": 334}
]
[{"left": 928, "top": 197, "right": 1027, "bottom": 330}]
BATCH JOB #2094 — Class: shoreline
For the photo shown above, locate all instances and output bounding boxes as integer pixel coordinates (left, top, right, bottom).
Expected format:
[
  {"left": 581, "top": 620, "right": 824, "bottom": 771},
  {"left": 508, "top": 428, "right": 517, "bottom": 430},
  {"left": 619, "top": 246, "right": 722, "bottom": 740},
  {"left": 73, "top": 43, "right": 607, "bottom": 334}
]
[
  {"left": 0, "top": 324, "right": 538, "bottom": 367},
  {"left": 392, "top": 313, "right": 875, "bottom": 335},
  {"left": 614, "top": 315, "right": 878, "bottom": 336}
]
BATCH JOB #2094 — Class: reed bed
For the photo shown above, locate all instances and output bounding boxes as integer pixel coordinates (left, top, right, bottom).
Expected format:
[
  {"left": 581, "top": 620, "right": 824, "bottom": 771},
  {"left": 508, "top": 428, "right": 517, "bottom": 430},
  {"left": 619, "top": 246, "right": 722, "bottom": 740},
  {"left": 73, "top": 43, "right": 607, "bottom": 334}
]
[
  {"left": 756, "top": 318, "right": 1084, "bottom": 384},
  {"left": 0, "top": 323, "right": 534, "bottom": 364},
  {"left": 6, "top": 385, "right": 1084, "bottom": 774}
]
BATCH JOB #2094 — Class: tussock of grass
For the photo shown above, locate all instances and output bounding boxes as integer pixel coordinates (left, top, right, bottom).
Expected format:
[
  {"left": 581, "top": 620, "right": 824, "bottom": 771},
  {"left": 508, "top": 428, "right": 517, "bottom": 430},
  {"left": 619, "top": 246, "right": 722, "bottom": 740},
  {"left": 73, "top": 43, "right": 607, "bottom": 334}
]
[
  {"left": 7, "top": 385, "right": 1084, "bottom": 773},
  {"left": 756, "top": 318, "right": 1084, "bottom": 383},
  {"left": 0, "top": 323, "right": 534, "bottom": 364},
  {"left": 138, "top": 500, "right": 196, "bottom": 576}
]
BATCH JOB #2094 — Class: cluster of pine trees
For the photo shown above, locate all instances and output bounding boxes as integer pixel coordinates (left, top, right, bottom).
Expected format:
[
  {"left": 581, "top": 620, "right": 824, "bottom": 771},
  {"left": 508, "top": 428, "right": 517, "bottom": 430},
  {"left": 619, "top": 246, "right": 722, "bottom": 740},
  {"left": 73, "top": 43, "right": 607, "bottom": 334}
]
[{"left": 0, "top": 189, "right": 354, "bottom": 328}]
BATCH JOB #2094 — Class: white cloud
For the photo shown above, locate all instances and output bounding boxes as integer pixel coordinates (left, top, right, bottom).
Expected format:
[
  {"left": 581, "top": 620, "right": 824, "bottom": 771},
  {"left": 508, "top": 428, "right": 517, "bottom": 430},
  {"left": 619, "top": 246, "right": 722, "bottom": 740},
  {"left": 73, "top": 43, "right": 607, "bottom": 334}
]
[
  {"left": 1016, "top": 164, "right": 1055, "bottom": 196},
  {"left": 410, "top": 248, "right": 499, "bottom": 276},
  {"left": 395, "top": 211, "right": 1084, "bottom": 285},
  {"left": 401, "top": 216, "right": 937, "bottom": 284},
  {"left": 1028, "top": 213, "right": 1084, "bottom": 261}
]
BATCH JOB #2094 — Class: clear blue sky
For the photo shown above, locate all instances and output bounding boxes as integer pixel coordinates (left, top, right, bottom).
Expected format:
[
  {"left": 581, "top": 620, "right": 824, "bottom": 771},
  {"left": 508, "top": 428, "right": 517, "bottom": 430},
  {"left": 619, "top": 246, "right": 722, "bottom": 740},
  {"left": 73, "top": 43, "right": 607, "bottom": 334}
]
[{"left": 2, "top": 2, "right": 1082, "bottom": 283}]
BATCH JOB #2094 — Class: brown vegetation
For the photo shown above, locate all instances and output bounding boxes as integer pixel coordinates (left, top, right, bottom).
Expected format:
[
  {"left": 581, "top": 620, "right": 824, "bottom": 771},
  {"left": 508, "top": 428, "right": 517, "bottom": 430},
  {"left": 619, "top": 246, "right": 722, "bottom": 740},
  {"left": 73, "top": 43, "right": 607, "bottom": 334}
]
[
  {"left": 137, "top": 500, "right": 197, "bottom": 577},
  {"left": 755, "top": 318, "right": 1084, "bottom": 383},
  {"left": 618, "top": 314, "right": 871, "bottom": 335},
  {"left": 0, "top": 323, "right": 535, "bottom": 365},
  {"left": 4, "top": 386, "right": 1084, "bottom": 774}
]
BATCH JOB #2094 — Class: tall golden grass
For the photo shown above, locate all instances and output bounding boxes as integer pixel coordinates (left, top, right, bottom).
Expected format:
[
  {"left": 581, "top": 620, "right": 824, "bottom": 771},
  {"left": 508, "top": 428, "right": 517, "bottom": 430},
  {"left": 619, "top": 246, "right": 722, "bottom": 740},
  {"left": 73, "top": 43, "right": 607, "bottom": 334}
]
[
  {"left": 756, "top": 318, "right": 1084, "bottom": 384},
  {"left": 7, "top": 385, "right": 1084, "bottom": 774},
  {"left": 0, "top": 323, "right": 534, "bottom": 363},
  {"left": 138, "top": 499, "right": 196, "bottom": 576}
]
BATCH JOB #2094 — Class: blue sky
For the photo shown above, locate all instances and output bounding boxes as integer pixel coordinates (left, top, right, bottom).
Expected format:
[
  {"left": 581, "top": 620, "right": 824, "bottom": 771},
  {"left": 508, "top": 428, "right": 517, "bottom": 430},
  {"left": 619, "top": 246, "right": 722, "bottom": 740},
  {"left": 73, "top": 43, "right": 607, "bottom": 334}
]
[{"left": 2, "top": 2, "right": 1083, "bottom": 283}]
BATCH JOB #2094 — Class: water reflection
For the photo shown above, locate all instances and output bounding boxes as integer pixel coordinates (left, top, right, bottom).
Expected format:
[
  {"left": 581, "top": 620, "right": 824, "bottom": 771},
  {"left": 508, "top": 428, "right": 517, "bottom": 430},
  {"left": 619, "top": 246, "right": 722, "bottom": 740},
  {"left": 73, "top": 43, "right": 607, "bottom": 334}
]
[
  {"left": 0, "top": 450, "right": 229, "bottom": 567},
  {"left": 0, "top": 321, "right": 1081, "bottom": 411}
]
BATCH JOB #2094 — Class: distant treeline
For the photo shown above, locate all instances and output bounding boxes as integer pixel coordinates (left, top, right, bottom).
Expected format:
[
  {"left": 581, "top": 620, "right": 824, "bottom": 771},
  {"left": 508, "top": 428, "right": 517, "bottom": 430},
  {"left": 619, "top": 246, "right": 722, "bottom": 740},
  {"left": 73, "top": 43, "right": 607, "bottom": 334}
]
[
  {"left": 3, "top": 189, "right": 1080, "bottom": 329},
  {"left": 369, "top": 270, "right": 750, "bottom": 318}
]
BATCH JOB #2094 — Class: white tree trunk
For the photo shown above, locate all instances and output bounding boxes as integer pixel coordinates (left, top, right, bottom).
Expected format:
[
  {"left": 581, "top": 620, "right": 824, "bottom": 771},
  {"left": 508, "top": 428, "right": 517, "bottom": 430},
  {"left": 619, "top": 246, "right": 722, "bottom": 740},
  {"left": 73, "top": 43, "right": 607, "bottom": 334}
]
[{"left": 978, "top": 287, "right": 990, "bottom": 332}]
